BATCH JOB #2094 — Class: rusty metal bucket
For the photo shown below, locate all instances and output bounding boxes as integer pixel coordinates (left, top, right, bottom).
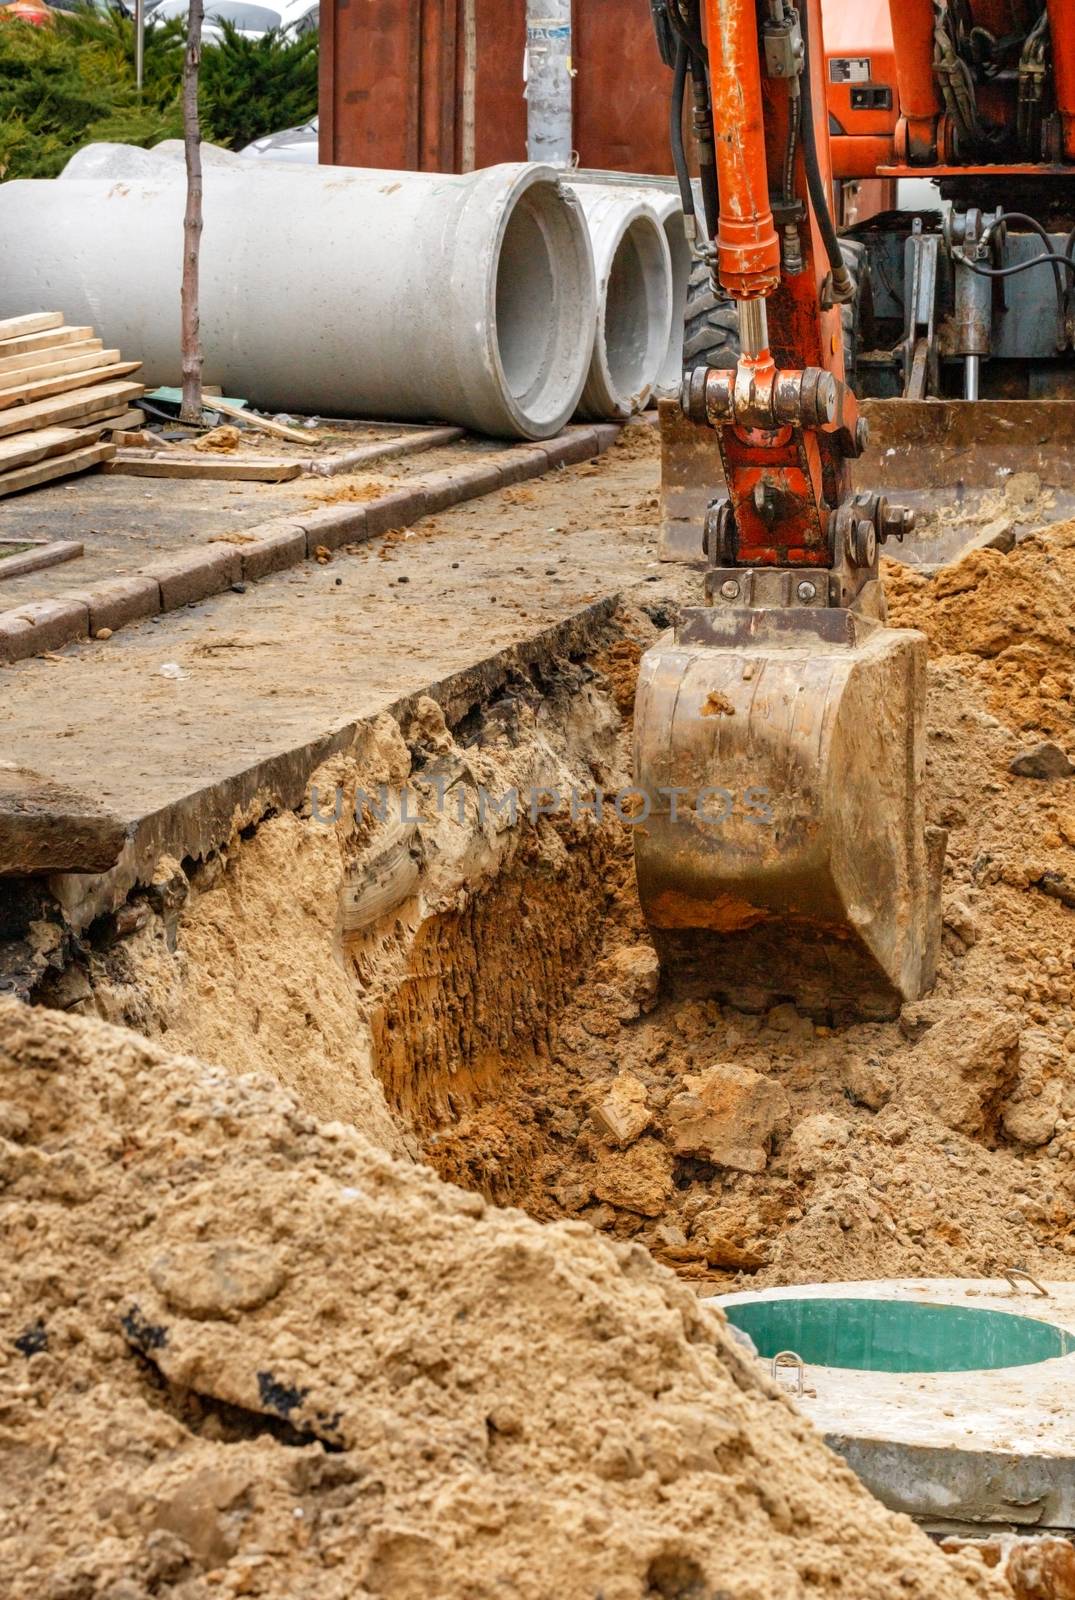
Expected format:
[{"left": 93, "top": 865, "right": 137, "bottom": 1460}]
[
  {"left": 639, "top": 394, "right": 1072, "bottom": 1019},
  {"left": 633, "top": 603, "right": 945, "bottom": 1021}
]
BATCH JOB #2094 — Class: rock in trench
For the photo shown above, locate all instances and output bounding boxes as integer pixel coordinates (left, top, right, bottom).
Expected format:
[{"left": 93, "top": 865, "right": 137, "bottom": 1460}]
[
  {"left": 1009, "top": 742, "right": 1073, "bottom": 780},
  {"left": 664, "top": 1063, "right": 789, "bottom": 1174}
]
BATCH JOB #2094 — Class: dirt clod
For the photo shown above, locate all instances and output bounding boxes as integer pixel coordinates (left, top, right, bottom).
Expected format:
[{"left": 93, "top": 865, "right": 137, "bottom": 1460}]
[{"left": 665, "top": 1063, "right": 790, "bottom": 1173}]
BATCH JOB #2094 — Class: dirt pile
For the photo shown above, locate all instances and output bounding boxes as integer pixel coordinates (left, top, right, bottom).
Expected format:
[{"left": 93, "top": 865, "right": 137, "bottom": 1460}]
[
  {"left": 0, "top": 1000, "right": 1006, "bottom": 1600},
  {"left": 66, "top": 510, "right": 1074, "bottom": 1298},
  {"left": 885, "top": 514, "right": 1075, "bottom": 740},
  {"left": 422, "top": 522, "right": 1075, "bottom": 1289}
]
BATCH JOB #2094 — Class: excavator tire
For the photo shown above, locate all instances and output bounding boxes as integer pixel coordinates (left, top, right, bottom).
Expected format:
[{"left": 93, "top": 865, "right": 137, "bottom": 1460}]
[
  {"left": 683, "top": 240, "right": 869, "bottom": 386},
  {"left": 682, "top": 257, "right": 741, "bottom": 373}
]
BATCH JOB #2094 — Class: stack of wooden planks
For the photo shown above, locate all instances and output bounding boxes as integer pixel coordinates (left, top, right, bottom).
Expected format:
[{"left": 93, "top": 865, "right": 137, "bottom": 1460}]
[{"left": 0, "top": 311, "right": 144, "bottom": 499}]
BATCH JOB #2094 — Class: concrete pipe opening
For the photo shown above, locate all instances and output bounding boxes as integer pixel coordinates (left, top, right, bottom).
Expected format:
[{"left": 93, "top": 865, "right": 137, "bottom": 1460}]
[
  {"left": 491, "top": 179, "right": 591, "bottom": 437},
  {"left": 604, "top": 217, "right": 668, "bottom": 404},
  {"left": 572, "top": 197, "right": 672, "bottom": 421}
]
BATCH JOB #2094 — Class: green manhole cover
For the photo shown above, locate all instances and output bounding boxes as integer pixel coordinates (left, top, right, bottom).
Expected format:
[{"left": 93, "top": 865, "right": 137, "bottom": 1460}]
[{"left": 724, "top": 1296, "right": 1075, "bottom": 1374}]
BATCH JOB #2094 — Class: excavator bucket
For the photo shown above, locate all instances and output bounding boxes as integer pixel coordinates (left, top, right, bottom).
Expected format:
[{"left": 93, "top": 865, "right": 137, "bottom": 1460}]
[
  {"left": 633, "top": 603, "right": 945, "bottom": 1022},
  {"left": 640, "top": 391, "right": 1075, "bottom": 1021}
]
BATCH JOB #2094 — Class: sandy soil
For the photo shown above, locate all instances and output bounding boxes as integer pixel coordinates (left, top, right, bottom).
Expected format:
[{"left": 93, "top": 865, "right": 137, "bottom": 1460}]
[
  {"left": 68, "top": 438, "right": 1074, "bottom": 1301},
  {"left": 417, "top": 518, "right": 1075, "bottom": 1289},
  {"left": 0, "top": 1000, "right": 1008, "bottom": 1600}
]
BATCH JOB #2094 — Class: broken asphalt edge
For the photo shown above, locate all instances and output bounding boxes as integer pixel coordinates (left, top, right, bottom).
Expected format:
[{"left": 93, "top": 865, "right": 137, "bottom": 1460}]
[
  {"left": 16, "top": 593, "right": 623, "bottom": 935},
  {"left": 0, "top": 423, "right": 620, "bottom": 664}
]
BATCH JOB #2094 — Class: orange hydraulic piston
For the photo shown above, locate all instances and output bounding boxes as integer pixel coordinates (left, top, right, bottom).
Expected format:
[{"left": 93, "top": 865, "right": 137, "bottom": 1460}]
[
  {"left": 703, "top": 0, "right": 781, "bottom": 299},
  {"left": 886, "top": 0, "right": 941, "bottom": 162},
  {"left": 1046, "top": 0, "right": 1075, "bottom": 161}
]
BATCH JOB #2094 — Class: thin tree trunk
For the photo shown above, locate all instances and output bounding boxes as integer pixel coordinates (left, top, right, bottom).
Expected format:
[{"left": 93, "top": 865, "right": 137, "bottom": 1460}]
[{"left": 179, "top": 0, "right": 204, "bottom": 424}]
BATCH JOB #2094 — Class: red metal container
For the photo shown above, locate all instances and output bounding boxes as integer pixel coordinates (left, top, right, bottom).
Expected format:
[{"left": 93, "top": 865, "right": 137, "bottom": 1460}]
[{"left": 319, "top": 0, "right": 671, "bottom": 174}]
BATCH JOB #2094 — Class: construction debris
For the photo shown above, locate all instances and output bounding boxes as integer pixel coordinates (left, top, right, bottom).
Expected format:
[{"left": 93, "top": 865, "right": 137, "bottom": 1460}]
[
  {"left": 106, "top": 452, "right": 302, "bottom": 482},
  {"left": 0, "top": 537, "right": 82, "bottom": 583}
]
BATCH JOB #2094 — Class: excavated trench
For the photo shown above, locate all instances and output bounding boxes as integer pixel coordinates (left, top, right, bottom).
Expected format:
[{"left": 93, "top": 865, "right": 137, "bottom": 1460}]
[
  {"left": 62, "top": 517, "right": 1075, "bottom": 1304},
  {"left": 8, "top": 439, "right": 1075, "bottom": 1594}
]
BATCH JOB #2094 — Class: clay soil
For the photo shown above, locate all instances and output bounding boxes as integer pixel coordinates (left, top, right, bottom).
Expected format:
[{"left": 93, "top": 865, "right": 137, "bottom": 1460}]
[{"left": 3, "top": 427, "right": 1075, "bottom": 1598}]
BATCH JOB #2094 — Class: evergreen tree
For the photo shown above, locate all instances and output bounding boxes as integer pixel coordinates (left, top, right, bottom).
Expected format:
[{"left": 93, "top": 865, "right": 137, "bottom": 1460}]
[{"left": 0, "top": 4, "right": 317, "bottom": 179}]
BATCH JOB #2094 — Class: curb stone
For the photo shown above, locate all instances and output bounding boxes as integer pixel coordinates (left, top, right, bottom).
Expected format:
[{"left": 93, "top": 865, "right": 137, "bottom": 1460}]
[{"left": 0, "top": 423, "right": 622, "bottom": 664}]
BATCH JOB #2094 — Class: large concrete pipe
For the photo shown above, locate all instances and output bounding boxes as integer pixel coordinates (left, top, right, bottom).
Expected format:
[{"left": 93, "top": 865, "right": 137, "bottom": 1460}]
[
  {"left": 0, "top": 162, "right": 596, "bottom": 440},
  {"left": 61, "top": 140, "right": 246, "bottom": 177},
  {"left": 565, "top": 183, "right": 674, "bottom": 421},
  {"left": 569, "top": 175, "right": 690, "bottom": 398}
]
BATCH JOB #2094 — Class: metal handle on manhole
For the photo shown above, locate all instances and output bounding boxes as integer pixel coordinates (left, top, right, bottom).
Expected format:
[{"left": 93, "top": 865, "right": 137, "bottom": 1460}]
[
  {"left": 1001, "top": 1266, "right": 1050, "bottom": 1297},
  {"left": 771, "top": 1349, "right": 805, "bottom": 1395}
]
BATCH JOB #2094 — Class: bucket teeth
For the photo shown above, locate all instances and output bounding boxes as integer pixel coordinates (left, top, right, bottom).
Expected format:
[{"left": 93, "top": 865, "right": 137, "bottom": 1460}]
[{"left": 632, "top": 605, "right": 944, "bottom": 1021}]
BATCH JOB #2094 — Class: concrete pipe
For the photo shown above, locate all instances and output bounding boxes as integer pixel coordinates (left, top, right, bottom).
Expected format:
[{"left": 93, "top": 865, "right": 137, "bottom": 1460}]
[
  {"left": 0, "top": 162, "right": 596, "bottom": 440},
  {"left": 569, "top": 175, "right": 691, "bottom": 399},
  {"left": 60, "top": 140, "right": 248, "bottom": 178},
  {"left": 565, "top": 183, "right": 673, "bottom": 421}
]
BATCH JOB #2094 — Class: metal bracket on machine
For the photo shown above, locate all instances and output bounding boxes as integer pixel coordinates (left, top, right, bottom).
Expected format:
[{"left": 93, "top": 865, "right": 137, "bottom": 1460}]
[
  {"left": 681, "top": 359, "right": 868, "bottom": 569},
  {"left": 899, "top": 219, "right": 940, "bottom": 399}
]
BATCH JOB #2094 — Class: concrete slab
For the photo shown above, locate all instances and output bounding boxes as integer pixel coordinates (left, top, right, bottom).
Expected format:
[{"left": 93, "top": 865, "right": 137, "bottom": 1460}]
[
  {"left": 0, "top": 434, "right": 676, "bottom": 934},
  {"left": 710, "top": 1278, "right": 1075, "bottom": 1533}
]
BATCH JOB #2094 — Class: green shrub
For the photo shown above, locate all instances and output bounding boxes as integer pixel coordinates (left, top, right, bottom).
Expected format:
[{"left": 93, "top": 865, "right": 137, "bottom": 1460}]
[
  {"left": 0, "top": 5, "right": 317, "bottom": 180},
  {"left": 200, "top": 22, "right": 318, "bottom": 152},
  {"left": 0, "top": 8, "right": 184, "bottom": 177}
]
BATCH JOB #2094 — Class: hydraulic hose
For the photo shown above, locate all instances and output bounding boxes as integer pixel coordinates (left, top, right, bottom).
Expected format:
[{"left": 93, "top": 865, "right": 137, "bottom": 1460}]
[
  {"left": 669, "top": 39, "right": 697, "bottom": 227},
  {"left": 797, "top": 0, "right": 853, "bottom": 301},
  {"left": 690, "top": 53, "right": 720, "bottom": 241},
  {"left": 666, "top": 7, "right": 718, "bottom": 243}
]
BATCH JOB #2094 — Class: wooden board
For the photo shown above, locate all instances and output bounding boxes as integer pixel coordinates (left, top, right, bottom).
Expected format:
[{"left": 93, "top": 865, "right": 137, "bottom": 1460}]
[
  {"left": 0, "top": 380, "right": 145, "bottom": 438},
  {"left": 0, "top": 426, "right": 100, "bottom": 471},
  {"left": 0, "top": 440, "right": 115, "bottom": 498},
  {"left": 207, "top": 396, "right": 315, "bottom": 444},
  {"left": 0, "top": 345, "right": 111, "bottom": 390},
  {"left": 0, "top": 539, "right": 83, "bottom": 582},
  {"left": 0, "top": 312, "right": 64, "bottom": 343},
  {"left": 0, "top": 360, "right": 142, "bottom": 414},
  {"left": 106, "top": 408, "right": 146, "bottom": 433},
  {"left": 106, "top": 451, "right": 302, "bottom": 482},
  {"left": 0, "top": 325, "right": 95, "bottom": 362},
  {"left": 0, "top": 339, "right": 102, "bottom": 380}
]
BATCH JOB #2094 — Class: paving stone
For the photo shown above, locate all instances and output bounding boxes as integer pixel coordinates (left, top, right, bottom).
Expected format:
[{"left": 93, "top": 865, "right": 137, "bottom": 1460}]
[
  {"left": 362, "top": 488, "right": 427, "bottom": 538},
  {"left": 540, "top": 428, "right": 600, "bottom": 468},
  {"left": 150, "top": 547, "right": 242, "bottom": 612},
  {"left": 299, "top": 504, "right": 370, "bottom": 554},
  {"left": 420, "top": 462, "right": 505, "bottom": 512},
  {"left": 66, "top": 575, "right": 160, "bottom": 635},
  {"left": 0, "top": 596, "right": 89, "bottom": 662},
  {"left": 239, "top": 522, "right": 308, "bottom": 581},
  {"left": 494, "top": 447, "right": 554, "bottom": 487}
]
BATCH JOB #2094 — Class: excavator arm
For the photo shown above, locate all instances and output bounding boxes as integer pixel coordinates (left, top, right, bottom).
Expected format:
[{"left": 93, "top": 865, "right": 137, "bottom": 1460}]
[{"left": 633, "top": 0, "right": 944, "bottom": 1021}]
